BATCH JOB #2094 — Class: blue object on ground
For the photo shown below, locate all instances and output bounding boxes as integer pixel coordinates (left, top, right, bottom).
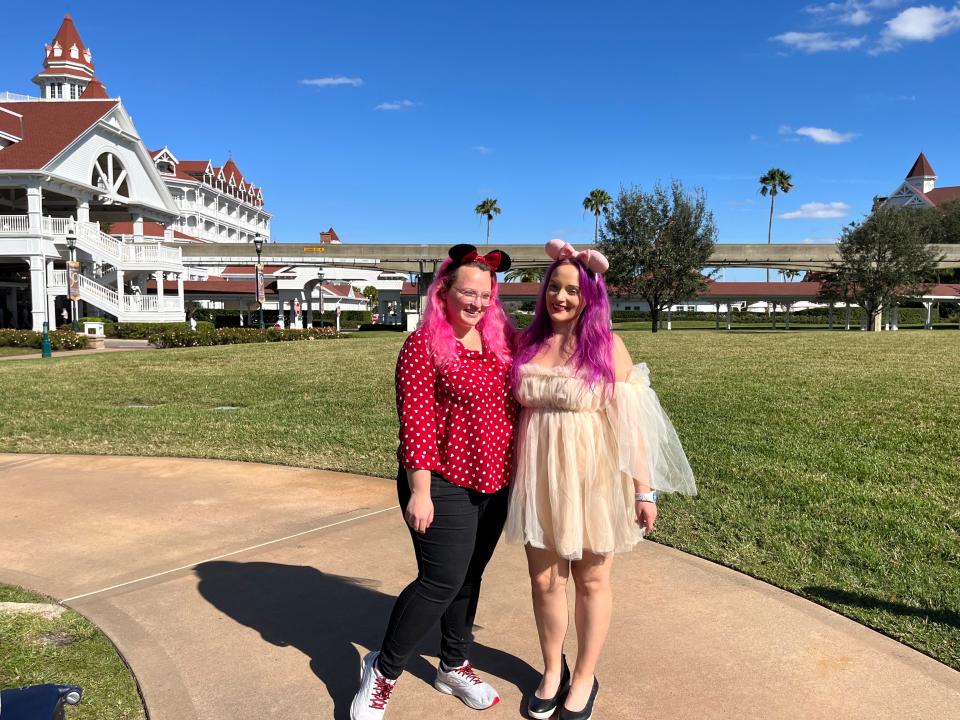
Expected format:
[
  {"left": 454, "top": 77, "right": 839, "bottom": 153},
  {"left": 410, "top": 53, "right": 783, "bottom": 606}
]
[{"left": 0, "top": 684, "right": 83, "bottom": 720}]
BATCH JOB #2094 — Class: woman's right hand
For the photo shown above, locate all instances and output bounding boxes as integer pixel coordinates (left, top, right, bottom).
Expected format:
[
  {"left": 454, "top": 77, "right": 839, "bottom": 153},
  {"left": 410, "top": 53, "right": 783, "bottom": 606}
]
[{"left": 405, "top": 490, "right": 434, "bottom": 534}]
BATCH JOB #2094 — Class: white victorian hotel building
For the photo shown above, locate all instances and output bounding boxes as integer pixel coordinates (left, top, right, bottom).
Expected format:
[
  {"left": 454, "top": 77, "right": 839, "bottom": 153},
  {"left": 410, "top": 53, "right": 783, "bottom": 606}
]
[{"left": 0, "top": 14, "right": 277, "bottom": 331}]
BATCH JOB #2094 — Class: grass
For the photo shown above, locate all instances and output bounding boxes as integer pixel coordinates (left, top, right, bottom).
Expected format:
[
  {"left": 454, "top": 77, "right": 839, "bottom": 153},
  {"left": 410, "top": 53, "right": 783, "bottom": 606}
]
[
  {"left": 0, "top": 583, "right": 144, "bottom": 720},
  {"left": 0, "top": 347, "right": 37, "bottom": 357},
  {"left": 0, "top": 331, "right": 958, "bottom": 676}
]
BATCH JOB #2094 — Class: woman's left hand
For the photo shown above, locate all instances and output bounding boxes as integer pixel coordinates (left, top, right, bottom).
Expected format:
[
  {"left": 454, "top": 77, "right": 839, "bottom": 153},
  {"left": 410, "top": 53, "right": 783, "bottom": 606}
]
[{"left": 636, "top": 501, "right": 657, "bottom": 535}]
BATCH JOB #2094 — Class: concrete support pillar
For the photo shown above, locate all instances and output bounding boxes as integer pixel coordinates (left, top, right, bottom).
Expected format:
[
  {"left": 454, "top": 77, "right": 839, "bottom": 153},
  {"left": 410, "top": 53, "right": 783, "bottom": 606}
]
[
  {"left": 844, "top": 302, "right": 851, "bottom": 331},
  {"left": 29, "top": 256, "right": 46, "bottom": 331},
  {"left": 306, "top": 291, "right": 314, "bottom": 327},
  {"left": 27, "top": 186, "right": 43, "bottom": 233},
  {"left": 46, "top": 260, "right": 56, "bottom": 324},
  {"left": 892, "top": 304, "right": 899, "bottom": 331},
  {"left": 714, "top": 303, "right": 721, "bottom": 330},
  {"left": 666, "top": 307, "right": 672, "bottom": 331},
  {"left": 785, "top": 303, "right": 792, "bottom": 330},
  {"left": 726, "top": 305, "right": 732, "bottom": 331},
  {"left": 924, "top": 301, "right": 933, "bottom": 330},
  {"left": 155, "top": 271, "right": 165, "bottom": 311},
  {"left": 132, "top": 211, "right": 144, "bottom": 243},
  {"left": 873, "top": 307, "right": 882, "bottom": 332}
]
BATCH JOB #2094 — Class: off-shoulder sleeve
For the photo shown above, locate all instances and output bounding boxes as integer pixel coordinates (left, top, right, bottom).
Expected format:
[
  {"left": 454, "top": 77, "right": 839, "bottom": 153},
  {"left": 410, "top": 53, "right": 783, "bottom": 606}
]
[
  {"left": 395, "top": 331, "right": 441, "bottom": 470},
  {"left": 610, "top": 363, "right": 697, "bottom": 496}
]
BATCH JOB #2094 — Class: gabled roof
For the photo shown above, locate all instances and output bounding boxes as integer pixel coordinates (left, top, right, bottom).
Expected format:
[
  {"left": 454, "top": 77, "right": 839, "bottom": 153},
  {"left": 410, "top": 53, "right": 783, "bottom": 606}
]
[
  {"left": 0, "top": 99, "right": 117, "bottom": 170},
  {"left": 79, "top": 78, "right": 109, "bottom": 99},
  {"left": 40, "top": 14, "right": 95, "bottom": 76},
  {"left": 35, "top": 66, "right": 93, "bottom": 80},
  {"left": 319, "top": 227, "right": 341, "bottom": 244},
  {"left": 906, "top": 152, "right": 936, "bottom": 179},
  {"left": 221, "top": 157, "right": 244, "bottom": 185}
]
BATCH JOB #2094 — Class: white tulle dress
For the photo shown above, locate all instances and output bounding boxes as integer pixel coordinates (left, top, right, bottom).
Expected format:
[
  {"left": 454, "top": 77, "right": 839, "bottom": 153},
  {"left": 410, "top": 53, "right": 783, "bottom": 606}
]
[{"left": 505, "top": 362, "right": 697, "bottom": 560}]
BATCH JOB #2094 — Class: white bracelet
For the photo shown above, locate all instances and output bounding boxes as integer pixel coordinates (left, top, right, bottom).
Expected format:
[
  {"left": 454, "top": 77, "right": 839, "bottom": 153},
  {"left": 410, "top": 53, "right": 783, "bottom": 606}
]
[{"left": 635, "top": 491, "right": 658, "bottom": 503}]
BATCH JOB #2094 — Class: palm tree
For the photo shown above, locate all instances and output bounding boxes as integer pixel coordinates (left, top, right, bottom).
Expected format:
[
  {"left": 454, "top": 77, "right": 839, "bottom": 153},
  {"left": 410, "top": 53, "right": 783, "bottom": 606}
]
[
  {"left": 759, "top": 168, "right": 794, "bottom": 284},
  {"left": 474, "top": 198, "right": 501, "bottom": 245},
  {"left": 582, "top": 188, "right": 613, "bottom": 243},
  {"left": 504, "top": 266, "right": 545, "bottom": 283}
]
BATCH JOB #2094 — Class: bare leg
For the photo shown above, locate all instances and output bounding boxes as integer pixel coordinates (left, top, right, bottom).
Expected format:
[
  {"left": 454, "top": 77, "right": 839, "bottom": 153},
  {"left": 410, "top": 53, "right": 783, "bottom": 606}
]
[
  {"left": 566, "top": 550, "right": 614, "bottom": 711},
  {"left": 525, "top": 545, "right": 571, "bottom": 697}
]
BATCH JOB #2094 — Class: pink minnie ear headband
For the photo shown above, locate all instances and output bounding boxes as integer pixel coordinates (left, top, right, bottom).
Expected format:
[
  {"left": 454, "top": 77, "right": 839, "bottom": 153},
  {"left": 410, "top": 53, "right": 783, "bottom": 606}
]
[{"left": 544, "top": 239, "right": 609, "bottom": 274}]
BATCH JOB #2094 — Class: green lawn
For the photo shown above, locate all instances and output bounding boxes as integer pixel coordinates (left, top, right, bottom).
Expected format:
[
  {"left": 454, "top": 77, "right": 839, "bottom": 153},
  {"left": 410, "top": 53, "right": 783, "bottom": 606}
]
[
  {"left": 0, "top": 584, "right": 144, "bottom": 720},
  {"left": 0, "top": 331, "right": 958, "bottom": 676},
  {"left": 0, "top": 347, "right": 37, "bottom": 357}
]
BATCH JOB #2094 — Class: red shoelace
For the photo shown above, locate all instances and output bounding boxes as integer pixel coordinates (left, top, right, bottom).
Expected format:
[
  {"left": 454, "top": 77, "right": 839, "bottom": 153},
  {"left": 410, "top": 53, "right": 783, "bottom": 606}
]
[
  {"left": 451, "top": 662, "right": 483, "bottom": 685},
  {"left": 369, "top": 676, "right": 395, "bottom": 709}
]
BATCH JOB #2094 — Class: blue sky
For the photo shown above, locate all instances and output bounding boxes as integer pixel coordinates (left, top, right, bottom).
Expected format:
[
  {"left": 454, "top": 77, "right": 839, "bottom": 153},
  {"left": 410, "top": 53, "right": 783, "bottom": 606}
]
[{"left": 3, "top": 2, "right": 959, "bottom": 279}]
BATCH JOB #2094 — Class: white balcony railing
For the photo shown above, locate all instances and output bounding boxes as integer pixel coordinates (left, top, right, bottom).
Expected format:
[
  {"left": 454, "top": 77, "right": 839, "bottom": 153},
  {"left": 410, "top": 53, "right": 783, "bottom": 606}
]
[
  {"left": 0, "top": 215, "right": 31, "bottom": 233},
  {"left": 49, "top": 269, "right": 67, "bottom": 289},
  {"left": 78, "top": 274, "right": 119, "bottom": 310},
  {"left": 124, "top": 295, "right": 158, "bottom": 312},
  {"left": 42, "top": 217, "right": 71, "bottom": 236}
]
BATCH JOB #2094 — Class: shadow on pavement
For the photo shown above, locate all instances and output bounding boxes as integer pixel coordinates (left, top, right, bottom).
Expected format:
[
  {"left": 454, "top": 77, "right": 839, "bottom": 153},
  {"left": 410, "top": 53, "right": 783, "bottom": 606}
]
[
  {"left": 196, "top": 561, "right": 537, "bottom": 719},
  {"left": 804, "top": 586, "right": 960, "bottom": 629}
]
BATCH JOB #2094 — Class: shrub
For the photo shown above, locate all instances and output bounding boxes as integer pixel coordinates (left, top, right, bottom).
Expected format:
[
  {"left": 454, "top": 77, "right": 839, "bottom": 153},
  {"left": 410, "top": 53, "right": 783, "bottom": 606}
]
[
  {"left": 148, "top": 326, "right": 345, "bottom": 349},
  {"left": 0, "top": 329, "right": 88, "bottom": 350},
  {"left": 113, "top": 322, "right": 191, "bottom": 339}
]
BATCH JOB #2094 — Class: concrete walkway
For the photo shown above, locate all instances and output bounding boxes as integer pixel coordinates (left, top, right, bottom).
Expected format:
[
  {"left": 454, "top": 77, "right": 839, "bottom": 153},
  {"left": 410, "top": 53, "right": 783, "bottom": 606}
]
[{"left": 1, "top": 453, "right": 958, "bottom": 720}]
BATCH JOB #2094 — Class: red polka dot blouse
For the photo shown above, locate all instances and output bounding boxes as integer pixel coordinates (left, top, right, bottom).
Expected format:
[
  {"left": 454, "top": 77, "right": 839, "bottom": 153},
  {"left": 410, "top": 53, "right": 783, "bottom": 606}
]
[{"left": 396, "top": 328, "right": 517, "bottom": 493}]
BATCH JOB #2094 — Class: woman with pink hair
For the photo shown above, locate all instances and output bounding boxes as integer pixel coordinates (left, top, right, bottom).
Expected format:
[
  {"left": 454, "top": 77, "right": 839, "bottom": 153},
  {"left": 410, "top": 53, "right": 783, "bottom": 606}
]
[
  {"left": 351, "top": 244, "right": 517, "bottom": 720},
  {"left": 506, "top": 240, "right": 697, "bottom": 720}
]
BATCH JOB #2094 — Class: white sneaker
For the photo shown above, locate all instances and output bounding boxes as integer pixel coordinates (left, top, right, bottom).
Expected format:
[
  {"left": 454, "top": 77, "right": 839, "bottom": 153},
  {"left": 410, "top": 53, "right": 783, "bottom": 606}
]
[
  {"left": 434, "top": 660, "right": 501, "bottom": 710},
  {"left": 350, "top": 651, "right": 397, "bottom": 720}
]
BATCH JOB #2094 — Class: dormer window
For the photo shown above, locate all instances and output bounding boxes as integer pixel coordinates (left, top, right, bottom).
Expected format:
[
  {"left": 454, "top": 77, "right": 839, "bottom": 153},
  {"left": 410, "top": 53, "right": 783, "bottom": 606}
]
[
  {"left": 53, "top": 42, "right": 62, "bottom": 57},
  {"left": 158, "top": 161, "right": 174, "bottom": 175},
  {"left": 84, "top": 49, "right": 92, "bottom": 64},
  {"left": 70, "top": 43, "right": 80, "bottom": 59}
]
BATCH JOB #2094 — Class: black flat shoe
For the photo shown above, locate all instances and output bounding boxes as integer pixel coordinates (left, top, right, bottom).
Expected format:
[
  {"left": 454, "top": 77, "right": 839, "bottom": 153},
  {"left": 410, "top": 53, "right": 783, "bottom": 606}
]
[
  {"left": 527, "top": 655, "right": 570, "bottom": 719},
  {"left": 558, "top": 677, "right": 599, "bottom": 720}
]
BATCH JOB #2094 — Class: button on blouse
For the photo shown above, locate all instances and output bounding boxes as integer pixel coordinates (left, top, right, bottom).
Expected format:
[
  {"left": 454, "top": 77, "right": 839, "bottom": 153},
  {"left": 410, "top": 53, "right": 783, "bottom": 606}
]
[{"left": 395, "top": 328, "right": 516, "bottom": 493}]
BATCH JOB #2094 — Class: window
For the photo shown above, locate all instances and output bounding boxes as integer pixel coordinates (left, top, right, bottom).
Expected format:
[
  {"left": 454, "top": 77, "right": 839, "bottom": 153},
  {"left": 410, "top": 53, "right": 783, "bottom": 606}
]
[
  {"left": 69, "top": 84, "right": 79, "bottom": 100},
  {"left": 51, "top": 83, "right": 63, "bottom": 99},
  {"left": 92, "top": 152, "right": 130, "bottom": 201}
]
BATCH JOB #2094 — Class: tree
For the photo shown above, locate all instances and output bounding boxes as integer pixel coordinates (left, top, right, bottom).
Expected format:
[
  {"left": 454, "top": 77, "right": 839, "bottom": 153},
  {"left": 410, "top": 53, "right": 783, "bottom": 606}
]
[
  {"left": 759, "top": 168, "right": 794, "bottom": 285},
  {"left": 826, "top": 206, "right": 940, "bottom": 330},
  {"left": 474, "top": 198, "right": 501, "bottom": 245},
  {"left": 503, "top": 266, "right": 545, "bottom": 283},
  {"left": 598, "top": 181, "right": 718, "bottom": 333},
  {"left": 781, "top": 269, "right": 801, "bottom": 282},
  {"left": 362, "top": 285, "right": 378, "bottom": 311},
  {"left": 582, "top": 188, "right": 613, "bottom": 243}
]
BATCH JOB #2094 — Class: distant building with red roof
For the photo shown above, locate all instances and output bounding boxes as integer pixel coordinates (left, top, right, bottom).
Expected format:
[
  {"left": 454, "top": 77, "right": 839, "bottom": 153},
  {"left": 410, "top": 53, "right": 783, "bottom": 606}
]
[{"left": 879, "top": 153, "right": 960, "bottom": 209}]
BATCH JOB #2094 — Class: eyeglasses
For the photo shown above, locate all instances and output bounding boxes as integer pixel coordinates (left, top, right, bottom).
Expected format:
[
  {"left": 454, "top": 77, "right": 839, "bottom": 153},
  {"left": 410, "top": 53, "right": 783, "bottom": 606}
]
[{"left": 451, "top": 287, "right": 493, "bottom": 305}]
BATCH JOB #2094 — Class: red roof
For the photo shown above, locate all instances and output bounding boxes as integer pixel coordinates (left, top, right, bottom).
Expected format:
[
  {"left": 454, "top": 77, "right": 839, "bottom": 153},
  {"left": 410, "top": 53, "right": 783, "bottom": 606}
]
[
  {"left": 320, "top": 227, "right": 341, "bottom": 244},
  {"left": 699, "top": 281, "right": 823, "bottom": 300},
  {"left": 147, "top": 278, "right": 277, "bottom": 295},
  {"left": 926, "top": 187, "right": 960, "bottom": 207},
  {"left": 79, "top": 78, "right": 109, "bottom": 99},
  {"left": 107, "top": 221, "right": 164, "bottom": 237},
  {"left": 0, "top": 108, "right": 22, "bottom": 141},
  {"left": 907, "top": 152, "right": 936, "bottom": 179},
  {"left": 34, "top": 66, "right": 94, "bottom": 80},
  {"left": 220, "top": 264, "right": 288, "bottom": 275},
  {"left": 221, "top": 157, "right": 244, "bottom": 185},
  {"left": 41, "top": 14, "right": 95, "bottom": 75},
  {"left": 0, "top": 99, "right": 116, "bottom": 170}
]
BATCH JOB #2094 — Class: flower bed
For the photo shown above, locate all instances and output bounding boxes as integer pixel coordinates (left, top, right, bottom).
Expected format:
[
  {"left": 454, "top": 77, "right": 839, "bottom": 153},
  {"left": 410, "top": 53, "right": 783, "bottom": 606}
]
[{"left": 147, "top": 326, "right": 345, "bottom": 348}]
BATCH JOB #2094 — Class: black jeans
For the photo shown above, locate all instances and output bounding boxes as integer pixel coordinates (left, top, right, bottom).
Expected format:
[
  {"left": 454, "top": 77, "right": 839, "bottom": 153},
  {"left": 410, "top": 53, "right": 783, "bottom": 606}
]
[{"left": 377, "top": 468, "right": 508, "bottom": 680}]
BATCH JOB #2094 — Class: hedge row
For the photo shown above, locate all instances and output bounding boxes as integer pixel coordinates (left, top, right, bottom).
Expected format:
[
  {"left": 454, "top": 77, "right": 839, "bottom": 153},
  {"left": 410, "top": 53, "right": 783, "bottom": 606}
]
[
  {"left": 191, "top": 308, "right": 373, "bottom": 328},
  {"left": 147, "top": 326, "right": 345, "bottom": 348},
  {"left": 78, "top": 318, "right": 215, "bottom": 337},
  {"left": 0, "top": 328, "right": 89, "bottom": 350}
]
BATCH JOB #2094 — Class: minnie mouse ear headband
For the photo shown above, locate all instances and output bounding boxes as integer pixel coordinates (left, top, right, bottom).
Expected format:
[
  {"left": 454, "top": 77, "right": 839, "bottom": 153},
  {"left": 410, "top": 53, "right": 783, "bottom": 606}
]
[
  {"left": 545, "top": 239, "right": 609, "bottom": 274},
  {"left": 447, "top": 244, "right": 512, "bottom": 273}
]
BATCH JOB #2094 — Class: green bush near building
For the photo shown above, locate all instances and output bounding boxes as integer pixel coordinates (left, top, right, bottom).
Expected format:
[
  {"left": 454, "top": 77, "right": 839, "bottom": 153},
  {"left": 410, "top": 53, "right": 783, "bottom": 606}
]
[
  {"left": 147, "top": 326, "right": 345, "bottom": 348},
  {"left": 0, "top": 328, "right": 88, "bottom": 350}
]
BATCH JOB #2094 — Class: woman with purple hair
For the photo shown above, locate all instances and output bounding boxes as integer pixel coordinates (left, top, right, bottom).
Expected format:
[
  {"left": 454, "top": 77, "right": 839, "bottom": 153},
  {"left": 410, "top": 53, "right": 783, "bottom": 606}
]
[
  {"left": 351, "top": 244, "right": 517, "bottom": 720},
  {"left": 506, "top": 240, "right": 697, "bottom": 720}
]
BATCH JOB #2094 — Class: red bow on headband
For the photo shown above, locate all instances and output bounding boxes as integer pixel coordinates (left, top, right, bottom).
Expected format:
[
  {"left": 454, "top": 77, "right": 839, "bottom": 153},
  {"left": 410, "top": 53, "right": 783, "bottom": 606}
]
[{"left": 462, "top": 249, "right": 502, "bottom": 270}]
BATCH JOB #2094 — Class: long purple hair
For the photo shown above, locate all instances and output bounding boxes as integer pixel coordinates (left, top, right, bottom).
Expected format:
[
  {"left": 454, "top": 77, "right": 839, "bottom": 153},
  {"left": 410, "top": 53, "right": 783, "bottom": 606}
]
[
  {"left": 510, "top": 257, "right": 614, "bottom": 390},
  {"left": 420, "top": 257, "right": 514, "bottom": 368}
]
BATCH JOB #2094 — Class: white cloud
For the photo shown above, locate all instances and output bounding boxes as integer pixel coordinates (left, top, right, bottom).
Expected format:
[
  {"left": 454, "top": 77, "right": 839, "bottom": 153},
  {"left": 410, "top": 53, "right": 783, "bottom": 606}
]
[
  {"left": 881, "top": 4, "right": 960, "bottom": 49},
  {"left": 473, "top": 145, "right": 493, "bottom": 155},
  {"left": 796, "top": 126, "right": 858, "bottom": 143},
  {"left": 780, "top": 202, "right": 851, "bottom": 219},
  {"left": 375, "top": 99, "right": 417, "bottom": 111},
  {"left": 778, "top": 124, "right": 794, "bottom": 135},
  {"left": 801, "top": 236, "right": 839, "bottom": 243},
  {"left": 299, "top": 76, "right": 363, "bottom": 87},
  {"left": 772, "top": 31, "right": 865, "bottom": 51}
]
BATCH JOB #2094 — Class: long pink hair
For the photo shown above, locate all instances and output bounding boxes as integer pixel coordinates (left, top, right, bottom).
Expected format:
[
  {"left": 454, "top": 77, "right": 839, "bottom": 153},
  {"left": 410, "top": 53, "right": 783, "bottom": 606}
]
[{"left": 420, "top": 258, "right": 515, "bottom": 368}]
